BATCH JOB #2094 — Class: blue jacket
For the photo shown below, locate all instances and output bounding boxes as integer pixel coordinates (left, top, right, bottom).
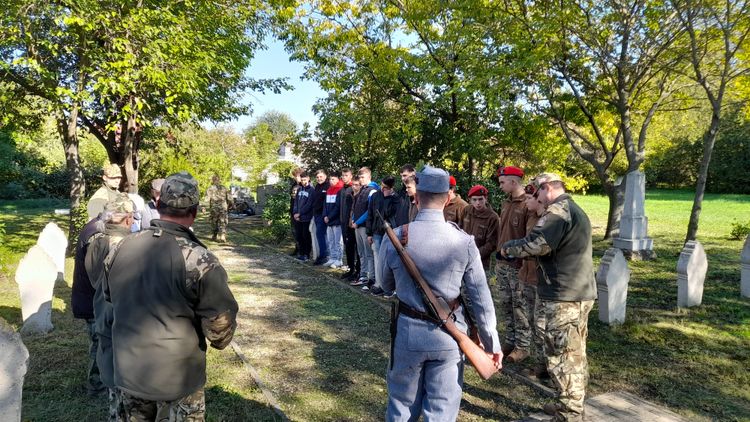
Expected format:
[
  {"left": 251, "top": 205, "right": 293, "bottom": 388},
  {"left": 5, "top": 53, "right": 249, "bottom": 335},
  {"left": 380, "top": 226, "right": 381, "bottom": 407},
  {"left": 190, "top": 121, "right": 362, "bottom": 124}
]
[{"left": 293, "top": 184, "right": 314, "bottom": 222}]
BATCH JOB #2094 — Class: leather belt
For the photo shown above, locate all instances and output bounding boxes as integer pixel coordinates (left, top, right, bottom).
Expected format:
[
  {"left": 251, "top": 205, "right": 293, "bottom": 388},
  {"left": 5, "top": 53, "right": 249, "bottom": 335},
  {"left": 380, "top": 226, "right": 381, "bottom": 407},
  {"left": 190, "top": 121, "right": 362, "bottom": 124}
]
[{"left": 398, "top": 299, "right": 460, "bottom": 324}]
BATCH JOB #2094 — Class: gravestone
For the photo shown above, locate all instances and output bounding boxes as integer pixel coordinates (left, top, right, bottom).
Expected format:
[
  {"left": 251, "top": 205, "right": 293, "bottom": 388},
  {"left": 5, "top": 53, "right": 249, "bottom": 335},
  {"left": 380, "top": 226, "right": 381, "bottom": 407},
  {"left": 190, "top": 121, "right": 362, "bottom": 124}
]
[
  {"left": 15, "top": 245, "right": 57, "bottom": 334},
  {"left": 613, "top": 170, "right": 655, "bottom": 260},
  {"left": 741, "top": 235, "right": 750, "bottom": 298},
  {"left": 0, "top": 319, "right": 29, "bottom": 422},
  {"left": 309, "top": 220, "right": 319, "bottom": 261},
  {"left": 36, "top": 222, "right": 67, "bottom": 282},
  {"left": 677, "top": 241, "right": 707, "bottom": 307},
  {"left": 596, "top": 248, "right": 630, "bottom": 324}
]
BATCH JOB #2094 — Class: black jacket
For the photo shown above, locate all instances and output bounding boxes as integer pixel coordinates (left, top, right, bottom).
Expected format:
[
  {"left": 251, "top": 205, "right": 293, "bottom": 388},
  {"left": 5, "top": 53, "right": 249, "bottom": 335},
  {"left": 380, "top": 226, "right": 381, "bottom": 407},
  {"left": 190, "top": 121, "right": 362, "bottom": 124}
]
[
  {"left": 71, "top": 217, "right": 104, "bottom": 320},
  {"left": 392, "top": 188, "right": 412, "bottom": 228},
  {"left": 104, "top": 220, "right": 238, "bottom": 401},
  {"left": 293, "top": 184, "right": 314, "bottom": 222},
  {"left": 312, "top": 181, "right": 329, "bottom": 216},
  {"left": 338, "top": 182, "right": 354, "bottom": 226},
  {"left": 366, "top": 191, "right": 391, "bottom": 236}
]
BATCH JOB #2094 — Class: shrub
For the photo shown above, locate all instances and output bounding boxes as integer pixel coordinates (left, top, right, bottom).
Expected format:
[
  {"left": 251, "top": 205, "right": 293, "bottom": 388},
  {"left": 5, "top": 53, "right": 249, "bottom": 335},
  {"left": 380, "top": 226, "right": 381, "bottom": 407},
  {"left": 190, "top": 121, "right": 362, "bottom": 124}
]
[
  {"left": 262, "top": 184, "right": 292, "bottom": 243},
  {"left": 729, "top": 220, "right": 750, "bottom": 241}
]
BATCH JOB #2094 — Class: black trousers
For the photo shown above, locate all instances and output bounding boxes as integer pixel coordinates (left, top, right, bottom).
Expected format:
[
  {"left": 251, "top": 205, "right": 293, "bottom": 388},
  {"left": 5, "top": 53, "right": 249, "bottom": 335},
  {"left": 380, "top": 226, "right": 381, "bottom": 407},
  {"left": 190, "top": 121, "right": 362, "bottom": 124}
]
[
  {"left": 294, "top": 220, "right": 312, "bottom": 257},
  {"left": 343, "top": 226, "right": 359, "bottom": 274}
]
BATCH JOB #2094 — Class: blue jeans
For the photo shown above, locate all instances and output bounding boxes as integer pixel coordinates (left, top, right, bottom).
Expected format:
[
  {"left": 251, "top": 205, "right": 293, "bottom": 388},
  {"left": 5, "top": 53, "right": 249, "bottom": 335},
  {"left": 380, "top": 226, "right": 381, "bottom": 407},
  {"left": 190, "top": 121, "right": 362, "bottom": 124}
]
[
  {"left": 314, "top": 214, "right": 328, "bottom": 259},
  {"left": 371, "top": 234, "right": 383, "bottom": 285}
]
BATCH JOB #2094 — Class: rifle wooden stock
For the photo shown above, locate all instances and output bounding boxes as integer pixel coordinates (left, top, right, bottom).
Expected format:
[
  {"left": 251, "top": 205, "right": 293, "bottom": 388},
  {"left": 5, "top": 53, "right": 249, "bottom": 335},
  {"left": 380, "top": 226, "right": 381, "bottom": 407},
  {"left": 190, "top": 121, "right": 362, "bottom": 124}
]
[{"left": 381, "top": 218, "right": 499, "bottom": 380}]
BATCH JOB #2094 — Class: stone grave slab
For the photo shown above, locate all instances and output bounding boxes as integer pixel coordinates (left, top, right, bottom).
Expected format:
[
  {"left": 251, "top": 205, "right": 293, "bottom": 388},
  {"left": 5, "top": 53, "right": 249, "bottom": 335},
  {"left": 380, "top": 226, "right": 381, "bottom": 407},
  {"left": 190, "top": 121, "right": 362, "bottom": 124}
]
[
  {"left": 741, "top": 234, "right": 750, "bottom": 298},
  {"left": 677, "top": 241, "right": 707, "bottom": 308},
  {"left": 596, "top": 248, "right": 630, "bottom": 324},
  {"left": 613, "top": 170, "right": 654, "bottom": 260},
  {"left": 0, "top": 319, "right": 29, "bottom": 422},
  {"left": 15, "top": 245, "right": 57, "bottom": 334},
  {"left": 36, "top": 222, "right": 67, "bottom": 282}
]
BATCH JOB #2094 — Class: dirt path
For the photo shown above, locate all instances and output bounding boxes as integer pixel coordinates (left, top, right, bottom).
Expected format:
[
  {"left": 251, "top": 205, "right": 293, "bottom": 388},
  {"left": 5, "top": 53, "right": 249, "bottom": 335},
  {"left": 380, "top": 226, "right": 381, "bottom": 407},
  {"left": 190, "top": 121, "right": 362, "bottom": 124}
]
[{"left": 207, "top": 223, "right": 549, "bottom": 421}]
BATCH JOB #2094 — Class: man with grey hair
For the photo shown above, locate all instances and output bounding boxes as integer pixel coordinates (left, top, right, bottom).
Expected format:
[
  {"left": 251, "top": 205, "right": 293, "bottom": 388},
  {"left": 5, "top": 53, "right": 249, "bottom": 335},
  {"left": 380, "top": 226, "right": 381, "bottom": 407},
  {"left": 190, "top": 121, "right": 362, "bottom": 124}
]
[
  {"left": 501, "top": 173, "right": 596, "bottom": 422},
  {"left": 85, "top": 193, "right": 134, "bottom": 420},
  {"left": 141, "top": 178, "right": 164, "bottom": 229},
  {"left": 105, "top": 172, "right": 238, "bottom": 421}
]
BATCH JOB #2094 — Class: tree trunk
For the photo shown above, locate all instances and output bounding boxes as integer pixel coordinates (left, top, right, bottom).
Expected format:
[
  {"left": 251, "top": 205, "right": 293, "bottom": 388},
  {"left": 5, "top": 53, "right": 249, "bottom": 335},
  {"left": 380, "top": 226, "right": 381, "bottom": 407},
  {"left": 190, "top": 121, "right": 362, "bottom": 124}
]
[
  {"left": 685, "top": 112, "right": 721, "bottom": 242},
  {"left": 602, "top": 177, "right": 626, "bottom": 240},
  {"left": 122, "top": 114, "right": 139, "bottom": 194},
  {"left": 57, "top": 108, "right": 85, "bottom": 255}
]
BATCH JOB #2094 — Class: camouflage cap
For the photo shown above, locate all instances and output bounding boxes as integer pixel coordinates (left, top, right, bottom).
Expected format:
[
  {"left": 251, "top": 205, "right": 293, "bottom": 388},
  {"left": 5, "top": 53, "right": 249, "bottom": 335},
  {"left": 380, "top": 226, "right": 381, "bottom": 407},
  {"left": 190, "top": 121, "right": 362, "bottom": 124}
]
[
  {"left": 160, "top": 171, "right": 200, "bottom": 209},
  {"left": 103, "top": 163, "right": 122, "bottom": 178},
  {"left": 536, "top": 172, "right": 564, "bottom": 184},
  {"left": 104, "top": 193, "right": 134, "bottom": 214}
]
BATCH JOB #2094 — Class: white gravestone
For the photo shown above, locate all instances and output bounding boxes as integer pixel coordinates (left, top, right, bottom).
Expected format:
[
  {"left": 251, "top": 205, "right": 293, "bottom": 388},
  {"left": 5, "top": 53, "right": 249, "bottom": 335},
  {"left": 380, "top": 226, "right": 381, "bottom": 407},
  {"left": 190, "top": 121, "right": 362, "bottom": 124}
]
[
  {"left": 741, "top": 235, "right": 750, "bottom": 298},
  {"left": 15, "top": 245, "right": 57, "bottom": 334},
  {"left": 596, "top": 248, "right": 630, "bottom": 324},
  {"left": 309, "top": 220, "right": 319, "bottom": 261},
  {"left": 613, "top": 170, "right": 655, "bottom": 260},
  {"left": 36, "top": 222, "right": 67, "bottom": 282},
  {"left": 677, "top": 241, "right": 707, "bottom": 307},
  {"left": 0, "top": 319, "right": 29, "bottom": 422}
]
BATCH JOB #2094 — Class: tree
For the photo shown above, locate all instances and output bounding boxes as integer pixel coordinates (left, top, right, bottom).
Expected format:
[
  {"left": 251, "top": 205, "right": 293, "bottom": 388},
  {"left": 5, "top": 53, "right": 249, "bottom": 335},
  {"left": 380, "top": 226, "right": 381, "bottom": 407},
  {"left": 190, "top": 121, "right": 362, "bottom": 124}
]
[
  {"left": 282, "top": 0, "right": 524, "bottom": 181},
  {"left": 499, "top": 0, "right": 685, "bottom": 239},
  {"left": 1, "top": 0, "right": 291, "bottom": 244},
  {"left": 670, "top": 0, "right": 750, "bottom": 242}
]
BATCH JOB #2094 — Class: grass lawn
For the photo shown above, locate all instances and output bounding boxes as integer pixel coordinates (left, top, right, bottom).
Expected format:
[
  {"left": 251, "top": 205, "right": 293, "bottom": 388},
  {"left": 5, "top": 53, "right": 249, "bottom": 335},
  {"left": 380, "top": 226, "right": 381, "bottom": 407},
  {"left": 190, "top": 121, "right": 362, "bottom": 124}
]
[{"left": 0, "top": 189, "right": 748, "bottom": 421}]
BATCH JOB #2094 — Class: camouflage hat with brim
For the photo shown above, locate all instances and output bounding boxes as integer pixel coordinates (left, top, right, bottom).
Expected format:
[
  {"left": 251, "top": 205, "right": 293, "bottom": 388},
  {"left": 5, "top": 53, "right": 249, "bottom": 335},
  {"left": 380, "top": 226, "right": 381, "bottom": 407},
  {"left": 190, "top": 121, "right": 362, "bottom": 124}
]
[
  {"left": 103, "top": 163, "right": 123, "bottom": 178},
  {"left": 161, "top": 171, "right": 200, "bottom": 208},
  {"left": 104, "top": 193, "right": 134, "bottom": 214}
]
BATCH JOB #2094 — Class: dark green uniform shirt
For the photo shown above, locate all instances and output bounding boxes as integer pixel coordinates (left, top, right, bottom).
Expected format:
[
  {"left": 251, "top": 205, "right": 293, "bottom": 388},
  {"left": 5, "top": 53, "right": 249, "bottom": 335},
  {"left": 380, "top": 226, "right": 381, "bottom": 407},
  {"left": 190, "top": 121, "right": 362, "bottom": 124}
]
[
  {"left": 503, "top": 194, "right": 596, "bottom": 302},
  {"left": 104, "top": 219, "right": 238, "bottom": 401}
]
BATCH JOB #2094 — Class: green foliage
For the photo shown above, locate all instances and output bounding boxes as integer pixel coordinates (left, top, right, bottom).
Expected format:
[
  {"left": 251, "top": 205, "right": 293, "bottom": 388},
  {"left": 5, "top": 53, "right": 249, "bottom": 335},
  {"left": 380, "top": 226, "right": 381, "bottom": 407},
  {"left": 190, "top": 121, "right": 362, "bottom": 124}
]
[
  {"left": 730, "top": 220, "right": 750, "bottom": 240},
  {"left": 261, "top": 184, "right": 291, "bottom": 242}
]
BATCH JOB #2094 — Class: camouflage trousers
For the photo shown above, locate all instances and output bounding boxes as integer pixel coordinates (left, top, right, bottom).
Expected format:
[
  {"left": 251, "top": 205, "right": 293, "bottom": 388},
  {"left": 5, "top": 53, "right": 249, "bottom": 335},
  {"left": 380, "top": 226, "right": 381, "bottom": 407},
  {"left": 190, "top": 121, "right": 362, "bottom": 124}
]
[
  {"left": 121, "top": 388, "right": 205, "bottom": 422},
  {"left": 108, "top": 388, "right": 126, "bottom": 422},
  {"left": 541, "top": 300, "right": 594, "bottom": 422},
  {"left": 493, "top": 263, "right": 533, "bottom": 350},
  {"left": 209, "top": 210, "right": 228, "bottom": 236},
  {"left": 528, "top": 284, "right": 546, "bottom": 363},
  {"left": 84, "top": 319, "right": 103, "bottom": 393}
]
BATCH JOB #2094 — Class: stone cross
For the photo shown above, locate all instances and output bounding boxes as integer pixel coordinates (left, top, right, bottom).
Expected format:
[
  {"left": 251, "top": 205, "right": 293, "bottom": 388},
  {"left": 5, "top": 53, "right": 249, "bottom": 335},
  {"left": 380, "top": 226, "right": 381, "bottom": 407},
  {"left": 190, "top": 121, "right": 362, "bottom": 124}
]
[
  {"left": 15, "top": 245, "right": 58, "bottom": 334},
  {"left": 0, "top": 319, "right": 29, "bottom": 422},
  {"left": 741, "top": 234, "right": 750, "bottom": 298},
  {"left": 613, "top": 170, "right": 655, "bottom": 260},
  {"left": 36, "top": 222, "right": 67, "bottom": 282},
  {"left": 677, "top": 241, "right": 707, "bottom": 308},
  {"left": 596, "top": 248, "right": 630, "bottom": 324}
]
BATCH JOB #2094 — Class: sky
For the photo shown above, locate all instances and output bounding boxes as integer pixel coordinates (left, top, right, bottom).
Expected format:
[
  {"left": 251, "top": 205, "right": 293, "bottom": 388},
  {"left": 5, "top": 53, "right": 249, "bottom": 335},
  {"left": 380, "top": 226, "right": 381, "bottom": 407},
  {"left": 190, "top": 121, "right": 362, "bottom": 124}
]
[{"left": 227, "top": 39, "right": 326, "bottom": 133}]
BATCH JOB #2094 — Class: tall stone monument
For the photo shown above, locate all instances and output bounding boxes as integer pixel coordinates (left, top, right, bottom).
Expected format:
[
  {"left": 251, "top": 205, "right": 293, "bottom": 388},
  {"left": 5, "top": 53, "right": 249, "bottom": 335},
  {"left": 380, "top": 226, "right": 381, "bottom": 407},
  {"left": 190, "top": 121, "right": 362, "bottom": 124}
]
[
  {"left": 36, "top": 222, "right": 67, "bottom": 282},
  {"left": 677, "top": 241, "right": 708, "bottom": 308},
  {"left": 741, "top": 234, "right": 750, "bottom": 298},
  {"left": 15, "top": 245, "right": 58, "bottom": 334},
  {"left": 613, "top": 170, "right": 654, "bottom": 260},
  {"left": 596, "top": 248, "right": 630, "bottom": 324},
  {"left": 0, "top": 319, "right": 29, "bottom": 422}
]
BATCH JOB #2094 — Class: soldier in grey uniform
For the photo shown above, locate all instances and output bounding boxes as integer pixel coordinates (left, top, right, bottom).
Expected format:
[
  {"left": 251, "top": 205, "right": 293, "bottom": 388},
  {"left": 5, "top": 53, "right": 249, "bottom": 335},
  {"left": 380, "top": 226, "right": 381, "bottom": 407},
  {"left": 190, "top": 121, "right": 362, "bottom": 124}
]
[{"left": 379, "top": 165, "right": 502, "bottom": 421}]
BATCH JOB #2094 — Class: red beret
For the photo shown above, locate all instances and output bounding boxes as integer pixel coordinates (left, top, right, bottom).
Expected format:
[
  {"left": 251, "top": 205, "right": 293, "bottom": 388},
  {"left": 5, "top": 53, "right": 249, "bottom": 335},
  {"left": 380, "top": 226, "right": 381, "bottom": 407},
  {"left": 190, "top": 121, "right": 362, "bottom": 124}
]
[
  {"left": 467, "top": 185, "right": 488, "bottom": 197},
  {"left": 496, "top": 165, "right": 524, "bottom": 178},
  {"left": 449, "top": 175, "right": 457, "bottom": 187}
]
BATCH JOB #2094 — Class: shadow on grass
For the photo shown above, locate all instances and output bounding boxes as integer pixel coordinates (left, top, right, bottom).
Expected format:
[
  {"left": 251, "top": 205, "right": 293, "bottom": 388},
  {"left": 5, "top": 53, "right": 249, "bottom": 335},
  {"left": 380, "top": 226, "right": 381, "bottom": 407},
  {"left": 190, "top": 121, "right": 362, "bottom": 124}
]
[{"left": 205, "top": 385, "right": 282, "bottom": 422}]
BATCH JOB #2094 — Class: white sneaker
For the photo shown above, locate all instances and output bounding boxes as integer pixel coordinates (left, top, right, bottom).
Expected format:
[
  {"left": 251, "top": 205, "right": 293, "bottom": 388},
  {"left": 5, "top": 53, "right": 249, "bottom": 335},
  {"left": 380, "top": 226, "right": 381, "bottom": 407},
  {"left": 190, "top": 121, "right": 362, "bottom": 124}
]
[
  {"left": 323, "top": 259, "right": 335, "bottom": 267},
  {"left": 330, "top": 260, "right": 343, "bottom": 268},
  {"left": 338, "top": 265, "right": 350, "bottom": 272}
]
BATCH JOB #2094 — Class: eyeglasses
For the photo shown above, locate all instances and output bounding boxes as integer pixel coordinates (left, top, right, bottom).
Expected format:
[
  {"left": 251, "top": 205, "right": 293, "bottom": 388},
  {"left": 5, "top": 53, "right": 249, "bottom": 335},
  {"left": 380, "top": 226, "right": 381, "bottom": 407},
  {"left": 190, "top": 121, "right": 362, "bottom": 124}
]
[{"left": 524, "top": 184, "right": 537, "bottom": 195}]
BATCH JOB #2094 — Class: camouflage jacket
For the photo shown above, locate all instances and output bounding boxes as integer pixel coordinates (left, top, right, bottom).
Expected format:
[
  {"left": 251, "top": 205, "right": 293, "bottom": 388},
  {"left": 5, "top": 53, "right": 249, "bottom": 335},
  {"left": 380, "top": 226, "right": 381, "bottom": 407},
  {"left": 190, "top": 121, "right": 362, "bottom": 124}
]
[
  {"left": 502, "top": 194, "right": 596, "bottom": 302},
  {"left": 104, "top": 219, "right": 238, "bottom": 401},
  {"left": 204, "top": 184, "right": 232, "bottom": 211}
]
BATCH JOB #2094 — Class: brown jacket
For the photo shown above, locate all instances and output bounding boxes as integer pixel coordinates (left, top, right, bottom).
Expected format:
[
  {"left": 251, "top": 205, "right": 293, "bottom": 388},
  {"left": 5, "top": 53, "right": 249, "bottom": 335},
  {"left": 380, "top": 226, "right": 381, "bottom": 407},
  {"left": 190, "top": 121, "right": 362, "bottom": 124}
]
[
  {"left": 461, "top": 204, "right": 500, "bottom": 269},
  {"left": 444, "top": 194, "right": 468, "bottom": 224},
  {"left": 519, "top": 213, "right": 540, "bottom": 284},
  {"left": 497, "top": 192, "right": 529, "bottom": 257}
]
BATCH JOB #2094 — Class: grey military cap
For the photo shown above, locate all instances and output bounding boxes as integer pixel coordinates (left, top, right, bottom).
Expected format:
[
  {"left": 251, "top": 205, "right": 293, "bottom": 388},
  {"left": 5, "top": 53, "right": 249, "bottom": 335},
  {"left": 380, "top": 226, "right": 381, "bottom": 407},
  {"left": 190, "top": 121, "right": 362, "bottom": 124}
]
[
  {"left": 416, "top": 165, "right": 450, "bottom": 193},
  {"left": 161, "top": 172, "right": 200, "bottom": 208}
]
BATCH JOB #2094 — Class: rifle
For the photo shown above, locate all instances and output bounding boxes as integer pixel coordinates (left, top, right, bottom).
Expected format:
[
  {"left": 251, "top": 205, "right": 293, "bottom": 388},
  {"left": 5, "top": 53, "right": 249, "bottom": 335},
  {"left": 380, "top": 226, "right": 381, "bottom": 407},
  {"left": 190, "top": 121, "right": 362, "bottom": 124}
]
[{"left": 377, "top": 210, "right": 499, "bottom": 380}]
